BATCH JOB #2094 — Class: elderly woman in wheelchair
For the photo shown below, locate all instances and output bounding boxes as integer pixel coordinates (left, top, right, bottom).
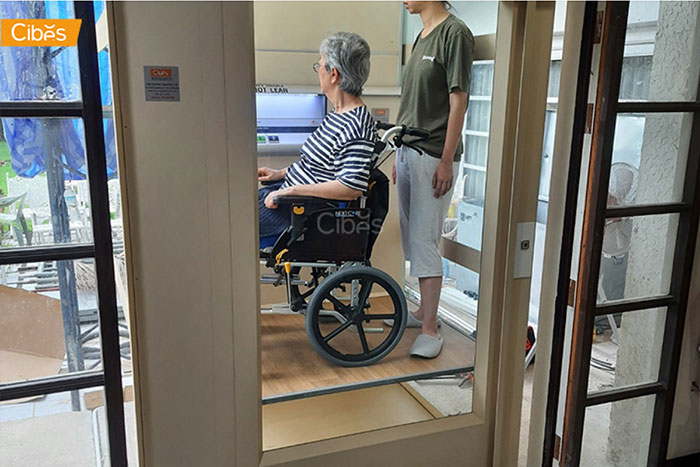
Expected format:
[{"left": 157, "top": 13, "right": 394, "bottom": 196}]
[{"left": 257, "top": 32, "right": 430, "bottom": 367}]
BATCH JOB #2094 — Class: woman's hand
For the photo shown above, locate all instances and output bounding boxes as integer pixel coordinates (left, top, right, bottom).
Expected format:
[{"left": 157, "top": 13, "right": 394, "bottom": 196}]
[
  {"left": 432, "top": 159, "right": 453, "bottom": 198},
  {"left": 264, "top": 186, "right": 295, "bottom": 209},
  {"left": 258, "top": 167, "right": 285, "bottom": 182},
  {"left": 392, "top": 161, "right": 397, "bottom": 185},
  {"left": 264, "top": 191, "right": 279, "bottom": 209}
]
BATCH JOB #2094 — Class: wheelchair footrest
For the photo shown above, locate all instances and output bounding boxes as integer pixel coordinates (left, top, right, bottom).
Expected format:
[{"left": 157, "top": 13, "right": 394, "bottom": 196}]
[{"left": 260, "top": 273, "right": 307, "bottom": 286}]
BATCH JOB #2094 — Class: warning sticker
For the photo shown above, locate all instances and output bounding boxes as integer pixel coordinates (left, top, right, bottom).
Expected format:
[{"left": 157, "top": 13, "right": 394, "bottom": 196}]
[{"left": 144, "top": 66, "right": 180, "bottom": 102}]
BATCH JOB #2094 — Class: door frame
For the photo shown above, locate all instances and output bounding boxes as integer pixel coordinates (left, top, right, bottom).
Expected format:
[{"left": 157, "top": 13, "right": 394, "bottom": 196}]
[
  {"left": 107, "top": 1, "right": 560, "bottom": 465},
  {"left": 537, "top": 2, "right": 600, "bottom": 465},
  {"left": 254, "top": 2, "right": 557, "bottom": 465},
  {"left": 552, "top": 2, "right": 700, "bottom": 465}
]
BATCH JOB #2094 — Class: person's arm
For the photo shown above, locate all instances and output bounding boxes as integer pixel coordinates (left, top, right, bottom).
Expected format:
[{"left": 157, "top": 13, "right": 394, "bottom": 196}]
[
  {"left": 258, "top": 166, "right": 287, "bottom": 182},
  {"left": 432, "top": 90, "right": 468, "bottom": 198},
  {"left": 433, "top": 24, "right": 474, "bottom": 198},
  {"left": 264, "top": 180, "right": 361, "bottom": 209},
  {"left": 284, "top": 180, "right": 361, "bottom": 200}
]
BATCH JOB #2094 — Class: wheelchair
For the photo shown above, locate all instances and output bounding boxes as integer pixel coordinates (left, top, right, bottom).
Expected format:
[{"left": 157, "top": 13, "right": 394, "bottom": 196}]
[{"left": 260, "top": 123, "right": 430, "bottom": 367}]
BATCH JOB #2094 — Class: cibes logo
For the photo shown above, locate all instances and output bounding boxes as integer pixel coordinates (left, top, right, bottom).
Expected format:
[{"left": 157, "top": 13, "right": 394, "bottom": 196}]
[{"left": 1, "top": 19, "right": 82, "bottom": 47}]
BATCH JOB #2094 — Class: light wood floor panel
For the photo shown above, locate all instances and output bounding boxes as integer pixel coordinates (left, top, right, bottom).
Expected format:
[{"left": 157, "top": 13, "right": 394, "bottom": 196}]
[
  {"left": 262, "top": 384, "right": 435, "bottom": 451},
  {"left": 261, "top": 298, "right": 475, "bottom": 398}
]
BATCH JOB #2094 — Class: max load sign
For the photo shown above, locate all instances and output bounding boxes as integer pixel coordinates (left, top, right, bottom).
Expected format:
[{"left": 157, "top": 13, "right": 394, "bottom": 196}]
[{"left": 144, "top": 66, "right": 180, "bottom": 102}]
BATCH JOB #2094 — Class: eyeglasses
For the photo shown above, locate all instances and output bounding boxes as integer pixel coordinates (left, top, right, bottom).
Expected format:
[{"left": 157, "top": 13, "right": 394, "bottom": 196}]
[{"left": 312, "top": 62, "right": 329, "bottom": 74}]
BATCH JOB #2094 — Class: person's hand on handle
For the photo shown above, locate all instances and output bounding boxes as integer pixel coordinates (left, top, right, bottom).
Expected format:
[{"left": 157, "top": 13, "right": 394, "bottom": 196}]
[
  {"left": 432, "top": 159, "right": 453, "bottom": 198},
  {"left": 264, "top": 190, "right": 279, "bottom": 209},
  {"left": 258, "top": 167, "right": 285, "bottom": 182}
]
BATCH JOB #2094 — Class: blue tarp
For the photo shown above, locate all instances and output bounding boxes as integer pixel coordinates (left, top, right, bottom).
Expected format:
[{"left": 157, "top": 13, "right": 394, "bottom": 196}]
[{"left": 0, "top": 0, "right": 117, "bottom": 180}]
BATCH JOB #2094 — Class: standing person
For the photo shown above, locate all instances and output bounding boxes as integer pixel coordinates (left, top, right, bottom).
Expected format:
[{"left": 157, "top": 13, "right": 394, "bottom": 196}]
[{"left": 395, "top": 1, "right": 474, "bottom": 358}]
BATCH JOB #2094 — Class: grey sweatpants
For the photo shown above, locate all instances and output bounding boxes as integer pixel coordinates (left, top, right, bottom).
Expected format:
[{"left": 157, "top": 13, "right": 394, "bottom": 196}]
[{"left": 397, "top": 146, "right": 458, "bottom": 278}]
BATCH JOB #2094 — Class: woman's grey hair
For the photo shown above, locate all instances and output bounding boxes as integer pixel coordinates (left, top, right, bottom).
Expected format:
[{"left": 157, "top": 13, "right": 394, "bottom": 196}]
[{"left": 320, "top": 32, "right": 371, "bottom": 96}]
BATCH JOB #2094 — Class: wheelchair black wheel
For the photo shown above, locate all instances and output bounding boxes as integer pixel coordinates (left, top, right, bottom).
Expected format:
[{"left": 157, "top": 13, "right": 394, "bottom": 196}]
[{"left": 305, "top": 266, "right": 407, "bottom": 367}]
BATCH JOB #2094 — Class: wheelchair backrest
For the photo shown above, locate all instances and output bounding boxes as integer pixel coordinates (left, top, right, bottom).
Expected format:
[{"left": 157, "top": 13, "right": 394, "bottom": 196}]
[{"left": 363, "top": 168, "right": 389, "bottom": 260}]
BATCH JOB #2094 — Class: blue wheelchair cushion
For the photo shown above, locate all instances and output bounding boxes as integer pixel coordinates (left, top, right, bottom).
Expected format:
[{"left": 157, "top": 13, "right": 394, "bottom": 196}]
[{"left": 260, "top": 235, "right": 278, "bottom": 249}]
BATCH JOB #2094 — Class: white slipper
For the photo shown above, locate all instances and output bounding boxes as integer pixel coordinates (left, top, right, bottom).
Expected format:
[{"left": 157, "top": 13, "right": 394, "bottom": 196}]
[
  {"left": 384, "top": 312, "right": 442, "bottom": 328},
  {"left": 410, "top": 334, "right": 444, "bottom": 358}
]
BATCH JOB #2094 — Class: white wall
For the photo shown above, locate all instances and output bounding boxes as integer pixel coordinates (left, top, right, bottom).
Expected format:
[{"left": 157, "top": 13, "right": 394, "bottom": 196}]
[{"left": 255, "top": 1, "right": 401, "bottom": 87}]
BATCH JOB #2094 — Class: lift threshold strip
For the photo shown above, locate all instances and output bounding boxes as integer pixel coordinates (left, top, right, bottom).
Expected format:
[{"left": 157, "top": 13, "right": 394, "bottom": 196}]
[{"left": 262, "top": 366, "right": 474, "bottom": 405}]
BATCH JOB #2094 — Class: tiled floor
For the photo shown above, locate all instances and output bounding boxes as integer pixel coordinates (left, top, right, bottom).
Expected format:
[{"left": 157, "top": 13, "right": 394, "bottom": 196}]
[
  {"left": 1, "top": 390, "right": 82, "bottom": 422},
  {"left": 0, "top": 402, "right": 98, "bottom": 467},
  {"left": 0, "top": 390, "right": 138, "bottom": 466},
  {"left": 0, "top": 372, "right": 137, "bottom": 466}
]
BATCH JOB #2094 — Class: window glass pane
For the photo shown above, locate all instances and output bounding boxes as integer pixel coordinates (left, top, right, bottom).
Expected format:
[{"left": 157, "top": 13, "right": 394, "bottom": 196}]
[
  {"left": 0, "top": 259, "right": 102, "bottom": 383},
  {"left": 597, "top": 214, "right": 678, "bottom": 304},
  {"left": 588, "top": 307, "right": 666, "bottom": 393},
  {"left": 399, "top": 60, "right": 495, "bottom": 419},
  {"left": 547, "top": 60, "right": 562, "bottom": 99},
  {"left": 538, "top": 111, "right": 557, "bottom": 201},
  {"left": 403, "top": 58, "right": 495, "bottom": 419},
  {"left": 461, "top": 167, "right": 487, "bottom": 201},
  {"left": 0, "top": 1, "right": 81, "bottom": 102},
  {"left": 257, "top": 1, "right": 498, "bottom": 448},
  {"left": 607, "top": 113, "right": 692, "bottom": 207},
  {"left": 466, "top": 100, "right": 491, "bottom": 133},
  {"left": 470, "top": 62, "right": 494, "bottom": 97},
  {"left": 436, "top": 259, "right": 479, "bottom": 335},
  {"left": 460, "top": 63, "right": 493, "bottom": 207},
  {"left": 0, "top": 118, "right": 94, "bottom": 249},
  {"left": 0, "top": 388, "right": 109, "bottom": 466},
  {"left": 620, "top": 1, "right": 700, "bottom": 102},
  {"left": 581, "top": 395, "right": 655, "bottom": 467},
  {"left": 464, "top": 134, "right": 489, "bottom": 168},
  {"left": 619, "top": 56, "right": 652, "bottom": 101}
]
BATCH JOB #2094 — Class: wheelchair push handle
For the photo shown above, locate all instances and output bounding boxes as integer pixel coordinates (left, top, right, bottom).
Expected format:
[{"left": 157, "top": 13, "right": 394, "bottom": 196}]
[
  {"left": 406, "top": 127, "right": 430, "bottom": 140},
  {"left": 375, "top": 122, "right": 395, "bottom": 131},
  {"left": 374, "top": 123, "right": 431, "bottom": 165},
  {"left": 377, "top": 122, "right": 430, "bottom": 141}
]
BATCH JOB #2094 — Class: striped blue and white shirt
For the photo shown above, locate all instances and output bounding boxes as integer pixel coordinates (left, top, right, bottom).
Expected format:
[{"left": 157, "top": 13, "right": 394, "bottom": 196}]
[{"left": 283, "top": 106, "right": 376, "bottom": 192}]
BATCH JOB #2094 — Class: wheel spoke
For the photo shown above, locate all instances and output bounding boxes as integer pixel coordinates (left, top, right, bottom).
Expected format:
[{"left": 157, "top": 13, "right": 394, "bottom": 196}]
[
  {"left": 357, "top": 324, "right": 370, "bottom": 354},
  {"left": 300, "top": 288, "right": 315, "bottom": 299},
  {"left": 362, "top": 314, "right": 399, "bottom": 321},
  {"left": 323, "top": 319, "right": 354, "bottom": 343},
  {"left": 326, "top": 294, "right": 352, "bottom": 314}
]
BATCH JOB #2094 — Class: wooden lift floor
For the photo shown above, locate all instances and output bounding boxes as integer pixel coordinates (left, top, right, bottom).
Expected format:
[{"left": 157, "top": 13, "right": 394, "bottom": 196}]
[{"left": 261, "top": 297, "right": 476, "bottom": 399}]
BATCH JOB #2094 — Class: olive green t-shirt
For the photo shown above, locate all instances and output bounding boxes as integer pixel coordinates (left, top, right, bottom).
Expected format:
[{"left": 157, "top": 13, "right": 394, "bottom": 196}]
[{"left": 397, "top": 14, "right": 474, "bottom": 161}]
